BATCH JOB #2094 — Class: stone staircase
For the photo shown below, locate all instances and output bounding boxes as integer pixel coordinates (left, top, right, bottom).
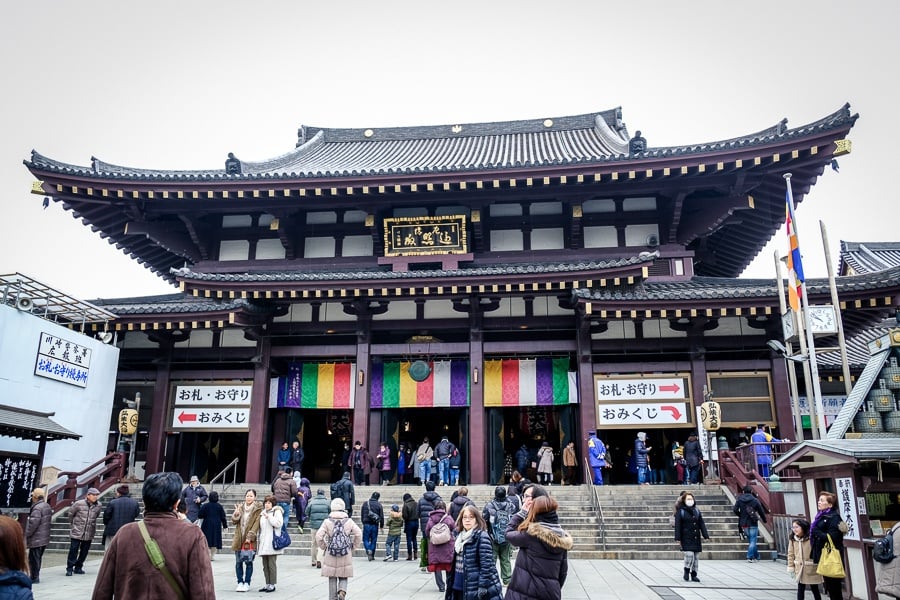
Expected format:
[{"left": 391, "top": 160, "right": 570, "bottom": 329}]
[
  {"left": 46, "top": 482, "right": 765, "bottom": 561},
  {"left": 592, "top": 484, "right": 775, "bottom": 560}
]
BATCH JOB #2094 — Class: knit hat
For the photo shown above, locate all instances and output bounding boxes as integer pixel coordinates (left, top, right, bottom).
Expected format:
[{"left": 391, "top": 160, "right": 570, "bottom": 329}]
[
  {"left": 32, "top": 488, "right": 45, "bottom": 499},
  {"left": 392, "top": 504, "right": 400, "bottom": 511},
  {"left": 87, "top": 487, "right": 100, "bottom": 495},
  {"left": 190, "top": 475, "right": 199, "bottom": 483},
  {"left": 330, "top": 498, "right": 345, "bottom": 512}
]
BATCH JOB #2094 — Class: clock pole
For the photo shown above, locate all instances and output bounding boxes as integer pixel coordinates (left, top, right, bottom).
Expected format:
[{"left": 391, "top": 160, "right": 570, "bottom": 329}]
[
  {"left": 786, "top": 173, "right": 828, "bottom": 439},
  {"left": 774, "top": 249, "right": 805, "bottom": 441}
]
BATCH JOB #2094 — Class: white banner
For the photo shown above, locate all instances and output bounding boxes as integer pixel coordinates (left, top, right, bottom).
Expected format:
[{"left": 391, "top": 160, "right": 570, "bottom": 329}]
[
  {"left": 34, "top": 332, "right": 92, "bottom": 387},
  {"left": 597, "top": 402, "right": 689, "bottom": 426},
  {"left": 596, "top": 377, "right": 687, "bottom": 401},
  {"left": 836, "top": 477, "right": 860, "bottom": 541},
  {"left": 173, "top": 384, "right": 252, "bottom": 406},
  {"left": 171, "top": 407, "right": 250, "bottom": 430}
]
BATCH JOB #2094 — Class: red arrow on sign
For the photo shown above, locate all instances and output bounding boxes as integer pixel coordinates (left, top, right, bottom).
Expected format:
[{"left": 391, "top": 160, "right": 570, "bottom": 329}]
[
  {"left": 178, "top": 411, "right": 197, "bottom": 424},
  {"left": 660, "top": 405, "right": 682, "bottom": 420},
  {"left": 659, "top": 383, "right": 681, "bottom": 394}
]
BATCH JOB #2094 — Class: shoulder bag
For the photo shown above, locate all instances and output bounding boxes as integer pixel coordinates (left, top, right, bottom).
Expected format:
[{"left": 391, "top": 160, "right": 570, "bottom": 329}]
[
  {"left": 816, "top": 534, "right": 845, "bottom": 578},
  {"left": 138, "top": 521, "right": 186, "bottom": 600}
]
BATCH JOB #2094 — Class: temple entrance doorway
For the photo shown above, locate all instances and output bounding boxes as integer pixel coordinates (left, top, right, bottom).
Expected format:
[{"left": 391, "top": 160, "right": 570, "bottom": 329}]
[
  {"left": 382, "top": 407, "right": 468, "bottom": 484},
  {"left": 487, "top": 405, "right": 577, "bottom": 485},
  {"left": 164, "top": 431, "right": 246, "bottom": 484},
  {"left": 283, "top": 409, "right": 353, "bottom": 483}
]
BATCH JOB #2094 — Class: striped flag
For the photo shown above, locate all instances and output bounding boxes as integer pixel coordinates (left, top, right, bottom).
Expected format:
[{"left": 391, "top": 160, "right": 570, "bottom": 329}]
[{"left": 785, "top": 186, "right": 805, "bottom": 312}]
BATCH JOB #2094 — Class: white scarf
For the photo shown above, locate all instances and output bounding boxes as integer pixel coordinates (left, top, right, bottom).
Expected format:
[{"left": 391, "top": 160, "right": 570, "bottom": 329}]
[{"left": 454, "top": 527, "right": 477, "bottom": 554}]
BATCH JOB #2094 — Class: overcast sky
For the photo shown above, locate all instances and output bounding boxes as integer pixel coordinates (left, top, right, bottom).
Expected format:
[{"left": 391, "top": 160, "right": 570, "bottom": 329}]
[{"left": 0, "top": 1, "right": 895, "bottom": 301}]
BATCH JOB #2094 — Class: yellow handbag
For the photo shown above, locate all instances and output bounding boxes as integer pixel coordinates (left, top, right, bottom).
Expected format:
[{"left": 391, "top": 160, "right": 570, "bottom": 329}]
[{"left": 816, "top": 534, "right": 845, "bottom": 578}]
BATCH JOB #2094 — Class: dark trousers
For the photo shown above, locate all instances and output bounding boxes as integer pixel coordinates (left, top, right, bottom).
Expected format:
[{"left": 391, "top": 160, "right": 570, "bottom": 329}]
[
  {"left": 353, "top": 467, "right": 365, "bottom": 485},
  {"left": 822, "top": 576, "right": 842, "bottom": 600},
  {"left": 404, "top": 521, "right": 419, "bottom": 554},
  {"left": 67, "top": 537, "right": 92, "bottom": 571},
  {"left": 28, "top": 546, "right": 46, "bottom": 581}
]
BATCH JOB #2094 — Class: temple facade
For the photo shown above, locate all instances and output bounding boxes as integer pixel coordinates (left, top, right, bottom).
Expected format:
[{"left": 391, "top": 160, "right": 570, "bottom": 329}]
[{"left": 24, "top": 104, "right": 900, "bottom": 484}]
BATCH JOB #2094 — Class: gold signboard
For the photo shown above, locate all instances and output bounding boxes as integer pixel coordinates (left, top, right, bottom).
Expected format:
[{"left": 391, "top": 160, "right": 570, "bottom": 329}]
[{"left": 384, "top": 215, "right": 468, "bottom": 257}]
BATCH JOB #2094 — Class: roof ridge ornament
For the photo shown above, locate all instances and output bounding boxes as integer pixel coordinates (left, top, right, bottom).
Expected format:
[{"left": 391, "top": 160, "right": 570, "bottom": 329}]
[
  {"left": 225, "top": 152, "right": 242, "bottom": 175},
  {"left": 628, "top": 130, "right": 647, "bottom": 156}
]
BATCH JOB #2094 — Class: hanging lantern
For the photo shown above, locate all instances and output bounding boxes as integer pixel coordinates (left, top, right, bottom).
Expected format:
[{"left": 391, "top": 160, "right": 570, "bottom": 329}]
[
  {"left": 118, "top": 409, "right": 138, "bottom": 435},
  {"left": 699, "top": 401, "right": 721, "bottom": 431}
]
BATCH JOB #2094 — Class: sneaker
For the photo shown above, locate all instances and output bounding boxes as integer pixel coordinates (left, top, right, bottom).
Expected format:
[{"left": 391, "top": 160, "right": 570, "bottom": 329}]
[
  {"left": 236, "top": 583, "right": 246, "bottom": 592},
  {"left": 383, "top": 556, "right": 391, "bottom": 561},
  {"left": 65, "top": 571, "right": 73, "bottom": 577},
  {"left": 73, "top": 569, "right": 86, "bottom": 575}
]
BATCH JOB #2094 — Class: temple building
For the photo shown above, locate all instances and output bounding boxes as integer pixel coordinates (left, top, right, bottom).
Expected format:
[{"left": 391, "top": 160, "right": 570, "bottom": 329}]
[{"left": 23, "top": 103, "right": 900, "bottom": 484}]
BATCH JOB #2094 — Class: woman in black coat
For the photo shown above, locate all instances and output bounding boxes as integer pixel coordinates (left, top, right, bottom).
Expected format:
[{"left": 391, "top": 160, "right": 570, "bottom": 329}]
[
  {"left": 505, "top": 485, "right": 573, "bottom": 600},
  {"left": 444, "top": 505, "right": 502, "bottom": 600},
  {"left": 810, "top": 491, "right": 845, "bottom": 600},
  {"left": 674, "top": 491, "right": 709, "bottom": 582},
  {"left": 198, "top": 490, "right": 228, "bottom": 560}
]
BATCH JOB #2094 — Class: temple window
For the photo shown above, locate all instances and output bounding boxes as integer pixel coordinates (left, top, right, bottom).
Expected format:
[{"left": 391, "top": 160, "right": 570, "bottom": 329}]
[
  {"left": 490, "top": 229, "right": 524, "bottom": 252},
  {"left": 342, "top": 235, "right": 373, "bottom": 257},
  {"left": 622, "top": 197, "right": 657, "bottom": 211},
  {"left": 304, "top": 237, "right": 336, "bottom": 258},
  {"left": 256, "top": 238, "right": 286, "bottom": 260},
  {"left": 307, "top": 211, "right": 338, "bottom": 224},
  {"left": 530, "top": 227, "right": 564, "bottom": 250},
  {"left": 219, "top": 240, "right": 250, "bottom": 261},
  {"left": 584, "top": 226, "right": 618, "bottom": 248},
  {"left": 222, "top": 215, "right": 253, "bottom": 228},
  {"left": 674, "top": 259, "right": 685, "bottom": 276},
  {"left": 624, "top": 224, "right": 660, "bottom": 247}
]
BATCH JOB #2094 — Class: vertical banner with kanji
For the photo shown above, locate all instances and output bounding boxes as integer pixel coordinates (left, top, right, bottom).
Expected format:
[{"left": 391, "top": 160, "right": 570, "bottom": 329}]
[{"left": 835, "top": 477, "right": 860, "bottom": 541}]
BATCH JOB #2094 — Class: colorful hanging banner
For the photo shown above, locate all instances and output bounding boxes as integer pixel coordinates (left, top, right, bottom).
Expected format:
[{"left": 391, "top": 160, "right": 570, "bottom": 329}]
[
  {"left": 483, "top": 358, "right": 576, "bottom": 406},
  {"left": 370, "top": 360, "right": 469, "bottom": 408},
  {"left": 272, "top": 363, "right": 356, "bottom": 409}
]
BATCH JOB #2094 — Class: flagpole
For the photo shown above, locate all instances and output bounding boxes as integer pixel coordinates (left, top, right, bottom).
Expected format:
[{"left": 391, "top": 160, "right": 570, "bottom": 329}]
[{"left": 785, "top": 173, "right": 828, "bottom": 439}]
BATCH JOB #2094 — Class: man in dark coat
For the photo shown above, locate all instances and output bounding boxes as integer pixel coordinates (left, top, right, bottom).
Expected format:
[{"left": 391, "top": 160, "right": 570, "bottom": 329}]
[
  {"left": 682, "top": 434, "right": 703, "bottom": 484},
  {"left": 331, "top": 471, "right": 356, "bottom": 517},
  {"left": 360, "top": 491, "right": 385, "bottom": 561},
  {"left": 180, "top": 475, "right": 208, "bottom": 522},
  {"left": 25, "top": 487, "right": 52, "bottom": 583},
  {"left": 92, "top": 472, "right": 215, "bottom": 599},
  {"left": 732, "top": 485, "right": 768, "bottom": 561},
  {"left": 289, "top": 440, "right": 305, "bottom": 477},
  {"left": 348, "top": 441, "right": 371, "bottom": 486},
  {"left": 102, "top": 485, "right": 140, "bottom": 545},
  {"left": 417, "top": 481, "right": 442, "bottom": 570},
  {"left": 515, "top": 444, "right": 530, "bottom": 476}
]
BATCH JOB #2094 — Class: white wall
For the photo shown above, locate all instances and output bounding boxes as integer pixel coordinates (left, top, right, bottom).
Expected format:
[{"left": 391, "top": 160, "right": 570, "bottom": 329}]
[{"left": 0, "top": 305, "right": 119, "bottom": 474}]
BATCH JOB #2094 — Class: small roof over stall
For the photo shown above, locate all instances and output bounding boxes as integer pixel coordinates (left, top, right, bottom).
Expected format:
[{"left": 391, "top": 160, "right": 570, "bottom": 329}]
[
  {"left": 0, "top": 403, "right": 81, "bottom": 441},
  {"left": 774, "top": 438, "right": 900, "bottom": 471}
]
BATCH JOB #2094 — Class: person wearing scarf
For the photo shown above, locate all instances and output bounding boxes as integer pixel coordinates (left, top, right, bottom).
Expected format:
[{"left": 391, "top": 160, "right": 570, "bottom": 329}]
[
  {"left": 505, "top": 484, "right": 573, "bottom": 600},
  {"left": 444, "top": 505, "right": 502, "bottom": 600},
  {"left": 809, "top": 491, "right": 845, "bottom": 600},
  {"left": 231, "top": 489, "right": 263, "bottom": 593}
]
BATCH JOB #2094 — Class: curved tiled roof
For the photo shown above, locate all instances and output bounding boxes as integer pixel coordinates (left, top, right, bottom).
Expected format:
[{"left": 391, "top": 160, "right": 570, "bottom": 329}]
[
  {"left": 25, "top": 105, "right": 857, "bottom": 181},
  {"left": 171, "top": 252, "right": 659, "bottom": 284},
  {"left": 90, "top": 293, "right": 251, "bottom": 315},
  {"left": 839, "top": 241, "right": 900, "bottom": 275}
]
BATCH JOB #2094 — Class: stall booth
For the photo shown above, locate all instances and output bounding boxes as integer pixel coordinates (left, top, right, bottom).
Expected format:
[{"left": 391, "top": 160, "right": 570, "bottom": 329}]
[{"left": 774, "top": 439, "right": 900, "bottom": 600}]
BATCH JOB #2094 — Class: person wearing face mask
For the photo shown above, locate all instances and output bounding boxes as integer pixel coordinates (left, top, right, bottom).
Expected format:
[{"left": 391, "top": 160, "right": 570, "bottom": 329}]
[{"left": 673, "top": 492, "right": 709, "bottom": 583}]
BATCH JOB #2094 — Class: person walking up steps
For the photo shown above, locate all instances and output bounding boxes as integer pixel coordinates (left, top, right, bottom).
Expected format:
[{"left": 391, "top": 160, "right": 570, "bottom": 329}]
[
  {"left": 733, "top": 485, "right": 767, "bottom": 562},
  {"left": 402, "top": 492, "right": 419, "bottom": 562},
  {"left": 360, "top": 491, "right": 384, "bottom": 561},
  {"left": 482, "top": 485, "right": 516, "bottom": 587},
  {"left": 306, "top": 488, "right": 331, "bottom": 568},
  {"left": 384, "top": 504, "right": 403, "bottom": 561},
  {"left": 316, "top": 498, "right": 362, "bottom": 600},
  {"left": 674, "top": 491, "right": 710, "bottom": 582}
]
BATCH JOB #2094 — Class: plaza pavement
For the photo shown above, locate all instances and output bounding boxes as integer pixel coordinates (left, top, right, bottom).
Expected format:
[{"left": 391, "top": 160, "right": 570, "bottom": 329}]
[{"left": 33, "top": 551, "right": 798, "bottom": 599}]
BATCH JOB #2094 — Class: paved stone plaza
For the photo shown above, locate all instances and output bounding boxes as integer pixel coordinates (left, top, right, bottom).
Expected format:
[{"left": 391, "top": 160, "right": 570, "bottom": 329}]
[{"left": 33, "top": 552, "right": 799, "bottom": 599}]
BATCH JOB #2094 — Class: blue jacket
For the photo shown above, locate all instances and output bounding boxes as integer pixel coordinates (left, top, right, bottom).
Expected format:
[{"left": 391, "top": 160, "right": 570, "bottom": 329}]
[
  {"left": 634, "top": 439, "right": 649, "bottom": 468},
  {"left": 751, "top": 429, "right": 780, "bottom": 464},
  {"left": 0, "top": 569, "right": 33, "bottom": 600},
  {"left": 444, "top": 529, "right": 503, "bottom": 600},
  {"left": 587, "top": 435, "right": 606, "bottom": 468}
]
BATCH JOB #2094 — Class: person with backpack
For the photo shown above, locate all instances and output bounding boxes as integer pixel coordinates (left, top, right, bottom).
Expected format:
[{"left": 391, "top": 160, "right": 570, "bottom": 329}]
[
  {"left": 732, "top": 485, "right": 768, "bottom": 562},
  {"left": 425, "top": 500, "right": 457, "bottom": 593},
  {"left": 401, "top": 492, "right": 419, "bottom": 561},
  {"left": 435, "top": 436, "right": 457, "bottom": 487},
  {"left": 449, "top": 486, "right": 475, "bottom": 522},
  {"left": 330, "top": 472, "right": 356, "bottom": 518},
  {"left": 306, "top": 489, "right": 331, "bottom": 568},
  {"left": 482, "top": 486, "right": 515, "bottom": 587},
  {"left": 360, "top": 491, "right": 384, "bottom": 561},
  {"left": 315, "top": 497, "right": 362, "bottom": 600},
  {"left": 876, "top": 521, "right": 900, "bottom": 597},
  {"left": 787, "top": 518, "right": 823, "bottom": 599},
  {"left": 418, "top": 481, "right": 443, "bottom": 571}
]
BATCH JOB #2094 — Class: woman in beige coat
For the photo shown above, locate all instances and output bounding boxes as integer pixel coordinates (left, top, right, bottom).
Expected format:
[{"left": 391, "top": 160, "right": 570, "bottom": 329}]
[
  {"left": 231, "top": 489, "right": 263, "bottom": 593},
  {"left": 787, "top": 518, "right": 823, "bottom": 600},
  {"left": 316, "top": 498, "right": 363, "bottom": 600}
]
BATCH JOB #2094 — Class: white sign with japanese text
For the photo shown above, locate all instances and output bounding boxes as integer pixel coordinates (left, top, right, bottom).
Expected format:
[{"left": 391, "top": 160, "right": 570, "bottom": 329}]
[
  {"left": 171, "top": 407, "right": 250, "bottom": 430},
  {"left": 34, "top": 332, "right": 91, "bottom": 388},
  {"left": 173, "top": 384, "right": 252, "bottom": 407},
  {"left": 597, "top": 402, "right": 689, "bottom": 426},
  {"left": 836, "top": 477, "right": 860, "bottom": 541},
  {"left": 596, "top": 377, "right": 687, "bottom": 401}
]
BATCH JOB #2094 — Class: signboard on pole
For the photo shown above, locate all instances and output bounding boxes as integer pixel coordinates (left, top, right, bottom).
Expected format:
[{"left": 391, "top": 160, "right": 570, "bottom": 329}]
[
  {"left": 595, "top": 374, "right": 693, "bottom": 429},
  {"left": 170, "top": 383, "right": 253, "bottom": 432},
  {"left": 597, "top": 402, "right": 689, "bottom": 426},
  {"left": 171, "top": 407, "right": 251, "bottom": 430}
]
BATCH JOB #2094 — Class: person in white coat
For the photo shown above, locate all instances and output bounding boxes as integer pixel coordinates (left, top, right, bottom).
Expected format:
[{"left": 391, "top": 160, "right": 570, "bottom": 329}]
[{"left": 256, "top": 494, "right": 285, "bottom": 593}]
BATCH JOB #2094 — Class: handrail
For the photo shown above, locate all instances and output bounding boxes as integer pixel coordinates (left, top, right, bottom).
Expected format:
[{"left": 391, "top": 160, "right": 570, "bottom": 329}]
[
  {"left": 208, "top": 457, "right": 240, "bottom": 495},
  {"left": 719, "top": 447, "right": 792, "bottom": 537},
  {"left": 583, "top": 463, "right": 606, "bottom": 550},
  {"left": 46, "top": 451, "right": 126, "bottom": 513}
]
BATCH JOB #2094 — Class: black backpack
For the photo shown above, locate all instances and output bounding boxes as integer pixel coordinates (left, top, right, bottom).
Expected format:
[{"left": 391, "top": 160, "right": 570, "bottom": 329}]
[
  {"left": 326, "top": 518, "right": 353, "bottom": 557},
  {"left": 874, "top": 525, "right": 897, "bottom": 564},
  {"left": 742, "top": 501, "right": 760, "bottom": 524},
  {"left": 330, "top": 481, "right": 340, "bottom": 500}
]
